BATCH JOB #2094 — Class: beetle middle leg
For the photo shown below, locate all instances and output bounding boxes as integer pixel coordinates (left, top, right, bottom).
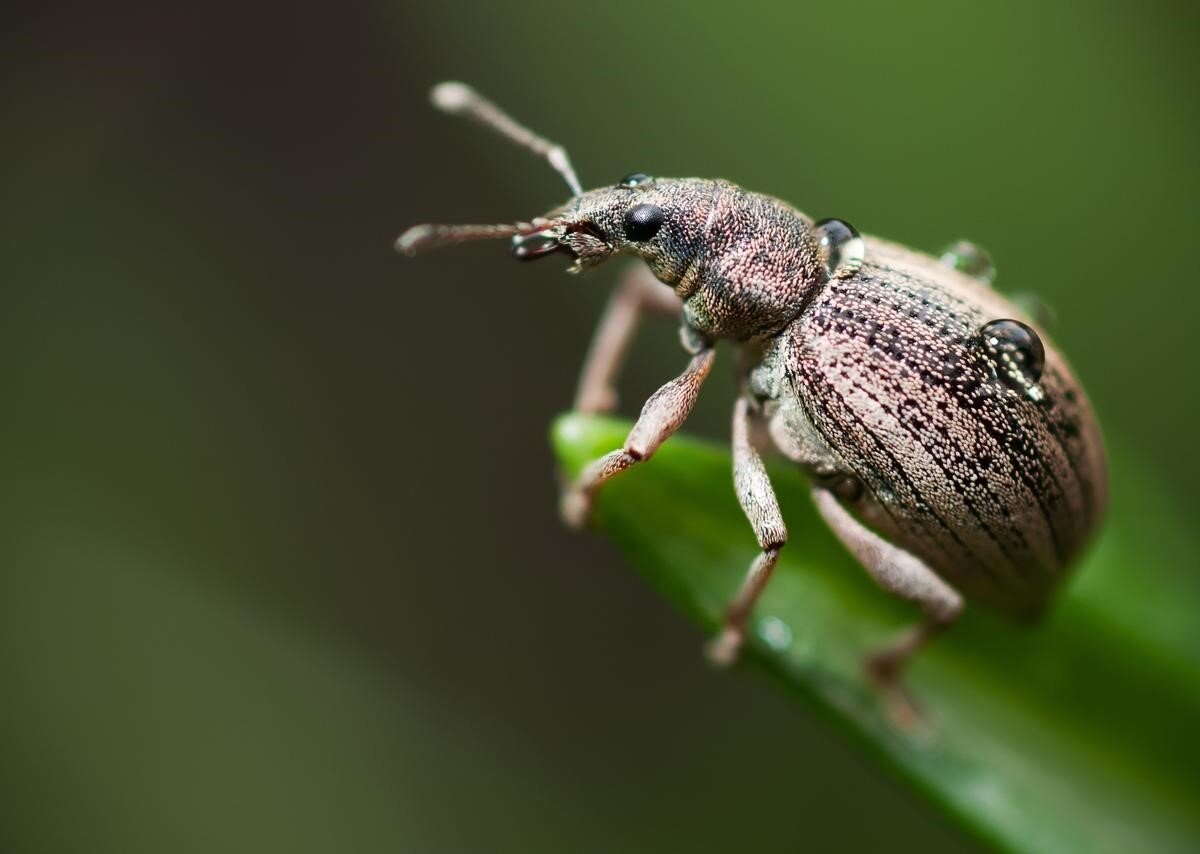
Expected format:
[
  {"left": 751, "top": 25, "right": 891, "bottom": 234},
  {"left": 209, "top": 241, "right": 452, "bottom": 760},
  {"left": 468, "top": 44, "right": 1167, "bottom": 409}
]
[
  {"left": 811, "top": 488, "right": 963, "bottom": 726},
  {"left": 707, "top": 397, "right": 788, "bottom": 666},
  {"left": 561, "top": 346, "right": 714, "bottom": 528},
  {"left": 574, "top": 263, "right": 683, "bottom": 414}
]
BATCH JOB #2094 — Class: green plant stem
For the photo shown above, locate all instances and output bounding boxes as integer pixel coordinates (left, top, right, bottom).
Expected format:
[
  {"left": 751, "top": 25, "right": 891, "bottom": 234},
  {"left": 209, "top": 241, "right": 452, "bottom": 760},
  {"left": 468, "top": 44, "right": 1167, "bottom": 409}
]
[{"left": 553, "top": 413, "right": 1200, "bottom": 854}]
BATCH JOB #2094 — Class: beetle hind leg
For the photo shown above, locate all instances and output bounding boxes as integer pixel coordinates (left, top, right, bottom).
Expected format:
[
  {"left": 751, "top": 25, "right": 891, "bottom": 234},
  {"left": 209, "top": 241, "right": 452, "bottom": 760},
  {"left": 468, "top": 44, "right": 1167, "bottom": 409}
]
[
  {"left": 862, "top": 619, "right": 956, "bottom": 729},
  {"left": 811, "top": 488, "right": 963, "bottom": 727}
]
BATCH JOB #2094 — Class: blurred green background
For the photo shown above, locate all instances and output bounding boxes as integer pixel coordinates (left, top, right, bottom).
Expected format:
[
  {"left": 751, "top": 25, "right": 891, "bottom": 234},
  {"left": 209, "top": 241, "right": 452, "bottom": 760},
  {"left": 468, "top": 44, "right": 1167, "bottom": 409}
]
[{"left": 3, "top": 2, "right": 1197, "bottom": 852}]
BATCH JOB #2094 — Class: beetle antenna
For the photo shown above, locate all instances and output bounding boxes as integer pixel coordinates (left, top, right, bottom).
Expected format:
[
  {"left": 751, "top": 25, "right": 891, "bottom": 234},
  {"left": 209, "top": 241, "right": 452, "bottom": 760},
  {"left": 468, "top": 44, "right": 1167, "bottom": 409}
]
[
  {"left": 430, "top": 81, "right": 583, "bottom": 198},
  {"left": 395, "top": 219, "right": 557, "bottom": 256}
]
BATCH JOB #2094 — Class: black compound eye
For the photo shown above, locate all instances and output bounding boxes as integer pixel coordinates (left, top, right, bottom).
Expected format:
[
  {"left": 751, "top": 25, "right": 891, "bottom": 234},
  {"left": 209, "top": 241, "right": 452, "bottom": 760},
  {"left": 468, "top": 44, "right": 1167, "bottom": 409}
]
[
  {"left": 618, "top": 172, "right": 653, "bottom": 188},
  {"left": 623, "top": 203, "right": 665, "bottom": 241}
]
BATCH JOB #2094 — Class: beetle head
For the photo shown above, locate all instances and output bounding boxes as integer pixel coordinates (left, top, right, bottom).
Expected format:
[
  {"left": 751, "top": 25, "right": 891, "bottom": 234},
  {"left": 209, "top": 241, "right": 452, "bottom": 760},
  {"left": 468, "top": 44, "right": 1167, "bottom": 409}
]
[
  {"left": 396, "top": 82, "right": 826, "bottom": 341},
  {"left": 508, "top": 175, "right": 717, "bottom": 280},
  {"left": 395, "top": 83, "right": 714, "bottom": 288},
  {"left": 398, "top": 175, "right": 715, "bottom": 282}
]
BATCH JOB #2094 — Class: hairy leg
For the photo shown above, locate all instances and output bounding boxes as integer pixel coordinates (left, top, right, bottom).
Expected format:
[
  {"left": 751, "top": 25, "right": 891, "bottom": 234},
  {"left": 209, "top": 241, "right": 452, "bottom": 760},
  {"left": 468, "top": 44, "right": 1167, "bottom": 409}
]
[
  {"left": 708, "top": 398, "right": 788, "bottom": 666},
  {"left": 561, "top": 347, "right": 714, "bottom": 528},
  {"left": 573, "top": 264, "right": 682, "bottom": 414},
  {"left": 812, "top": 487, "right": 963, "bottom": 725}
]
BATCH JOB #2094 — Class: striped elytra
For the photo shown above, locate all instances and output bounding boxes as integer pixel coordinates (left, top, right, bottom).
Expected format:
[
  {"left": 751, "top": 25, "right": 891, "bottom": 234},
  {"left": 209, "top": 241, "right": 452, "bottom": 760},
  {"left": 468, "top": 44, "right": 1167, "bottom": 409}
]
[{"left": 775, "top": 236, "right": 1105, "bottom": 615}]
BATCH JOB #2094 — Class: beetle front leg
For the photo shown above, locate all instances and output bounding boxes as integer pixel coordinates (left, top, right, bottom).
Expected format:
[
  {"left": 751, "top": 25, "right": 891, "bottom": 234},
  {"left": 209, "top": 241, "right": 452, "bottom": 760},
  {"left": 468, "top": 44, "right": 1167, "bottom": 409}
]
[
  {"left": 811, "top": 488, "right": 963, "bottom": 726},
  {"left": 574, "top": 264, "right": 683, "bottom": 414},
  {"left": 561, "top": 347, "right": 714, "bottom": 528},
  {"left": 707, "top": 397, "right": 788, "bottom": 667}
]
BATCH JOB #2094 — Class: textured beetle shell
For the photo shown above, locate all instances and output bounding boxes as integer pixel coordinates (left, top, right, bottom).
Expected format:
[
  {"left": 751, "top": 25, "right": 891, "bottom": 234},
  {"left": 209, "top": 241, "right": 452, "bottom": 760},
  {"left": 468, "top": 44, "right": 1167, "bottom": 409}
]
[
  {"left": 763, "top": 237, "right": 1107, "bottom": 616},
  {"left": 679, "top": 183, "right": 825, "bottom": 341}
]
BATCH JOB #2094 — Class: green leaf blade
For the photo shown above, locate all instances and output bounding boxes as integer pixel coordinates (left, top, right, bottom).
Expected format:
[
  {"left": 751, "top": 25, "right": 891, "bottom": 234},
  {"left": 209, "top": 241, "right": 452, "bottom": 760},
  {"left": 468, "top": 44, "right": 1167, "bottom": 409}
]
[{"left": 553, "top": 413, "right": 1200, "bottom": 854}]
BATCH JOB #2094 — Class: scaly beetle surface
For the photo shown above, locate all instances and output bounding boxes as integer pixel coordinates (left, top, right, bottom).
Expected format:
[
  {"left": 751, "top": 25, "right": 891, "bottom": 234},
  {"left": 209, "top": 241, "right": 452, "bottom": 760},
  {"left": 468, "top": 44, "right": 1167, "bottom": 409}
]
[{"left": 398, "top": 82, "right": 1107, "bottom": 717}]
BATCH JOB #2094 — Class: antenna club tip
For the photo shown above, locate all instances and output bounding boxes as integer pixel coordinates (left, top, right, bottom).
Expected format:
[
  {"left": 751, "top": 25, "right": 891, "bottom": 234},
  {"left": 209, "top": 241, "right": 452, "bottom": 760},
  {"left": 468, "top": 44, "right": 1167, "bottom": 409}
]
[
  {"left": 394, "top": 225, "right": 429, "bottom": 256},
  {"left": 430, "top": 81, "right": 474, "bottom": 113}
]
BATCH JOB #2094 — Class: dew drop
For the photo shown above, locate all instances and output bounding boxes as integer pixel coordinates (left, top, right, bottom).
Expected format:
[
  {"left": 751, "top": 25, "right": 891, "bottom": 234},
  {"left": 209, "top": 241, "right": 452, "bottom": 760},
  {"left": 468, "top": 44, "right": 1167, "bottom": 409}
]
[
  {"left": 756, "top": 616, "right": 794, "bottom": 653},
  {"left": 833, "top": 476, "right": 864, "bottom": 503},
  {"left": 618, "top": 172, "right": 653, "bottom": 188},
  {"left": 511, "top": 229, "right": 562, "bottom": 260},
  {"left": 978, "top": 318, "right": 1046, "bottom": 400},
  {"left": 814, "top": 218, "right": 865, "bottom": 279},
  {"left": 940, "top": 240, "right": 996, "bottom": 284},
  {"left": 1009, "top": 290, "right": 1058, "bottom": 327}
]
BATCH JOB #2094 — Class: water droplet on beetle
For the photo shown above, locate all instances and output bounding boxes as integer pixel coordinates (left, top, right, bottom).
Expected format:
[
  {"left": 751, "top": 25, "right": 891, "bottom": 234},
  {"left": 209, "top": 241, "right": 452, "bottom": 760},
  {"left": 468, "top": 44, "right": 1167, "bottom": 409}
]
[
  {"left": 814, "top": 218, "right": 865, "bottom": 279},
  {"left": 511, "top": 230, "right": 562, "bottom": 260},
  {"left": 1009, "top": 290, "right": 1057, "bottom": 327},
  {"left": 940, "top": 240, "right": 996, "bottom": 284},
  {"left": 756, "top": 616, "right": 793, "bottom": 653},
  {"left": 978, "top": 318, "right": 1046, "bottom": 400},
  {"left": 618, "top": 172, "right": 653, "bottom": 188}
]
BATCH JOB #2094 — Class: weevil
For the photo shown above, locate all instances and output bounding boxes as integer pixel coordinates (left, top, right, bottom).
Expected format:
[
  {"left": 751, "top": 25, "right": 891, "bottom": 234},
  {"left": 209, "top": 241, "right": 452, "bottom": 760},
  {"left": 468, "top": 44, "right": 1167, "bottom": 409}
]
[{"left": 397, "top": 82, "right": 1107, "bottom": 719}]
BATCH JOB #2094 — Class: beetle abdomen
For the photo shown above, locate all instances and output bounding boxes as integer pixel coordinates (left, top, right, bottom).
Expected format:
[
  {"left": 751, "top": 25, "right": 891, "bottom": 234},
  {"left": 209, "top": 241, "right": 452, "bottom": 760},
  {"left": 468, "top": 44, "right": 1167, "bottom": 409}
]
[{"left": 787, "top": 239, "right": 1107, "bottom": 615}]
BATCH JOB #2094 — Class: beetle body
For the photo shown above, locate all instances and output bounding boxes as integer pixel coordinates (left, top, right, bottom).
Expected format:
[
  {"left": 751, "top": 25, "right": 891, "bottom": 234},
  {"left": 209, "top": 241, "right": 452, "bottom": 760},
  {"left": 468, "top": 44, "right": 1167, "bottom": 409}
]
[
  {"left": 398, "top": 83, "right": 1107, "bottom": 716},
  {"left": 754, "top": 232, "right": 1106, "bottom": 617},
  {"left": 529, "top": 176, "right": 1106, "bottom": 615}
]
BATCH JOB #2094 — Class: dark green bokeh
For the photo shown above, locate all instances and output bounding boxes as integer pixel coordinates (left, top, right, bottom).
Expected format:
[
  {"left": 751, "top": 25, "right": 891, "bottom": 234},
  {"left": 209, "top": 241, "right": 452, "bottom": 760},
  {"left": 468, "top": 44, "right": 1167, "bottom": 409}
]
[{"left": 3, "top": 2, "right": 1196, "bottom": 852}]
